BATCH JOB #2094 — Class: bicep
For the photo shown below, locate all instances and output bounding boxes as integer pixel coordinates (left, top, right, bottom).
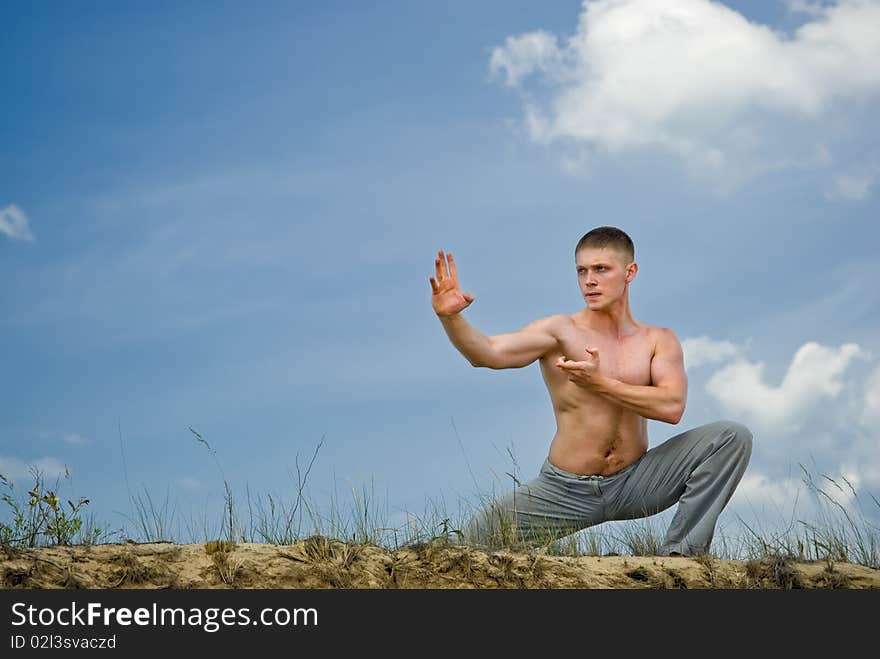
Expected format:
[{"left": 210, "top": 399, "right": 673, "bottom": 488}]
[
  {"left": 485, "top": 316, "right": 560, "bottom": 369},
  {"left": 650, "top": 330, "right": 688, "bottom": 399}
]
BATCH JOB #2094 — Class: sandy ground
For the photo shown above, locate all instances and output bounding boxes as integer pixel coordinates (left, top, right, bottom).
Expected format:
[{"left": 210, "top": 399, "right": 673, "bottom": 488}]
[{"left": 2, "top": 537, "right": 878, "bottom": 589}]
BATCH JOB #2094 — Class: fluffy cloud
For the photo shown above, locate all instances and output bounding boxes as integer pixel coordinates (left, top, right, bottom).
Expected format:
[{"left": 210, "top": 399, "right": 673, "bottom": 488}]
[
  {"left": 681, "top": 335, "right": 741, "bottom": 369},
  {"left": 490, "top": 0, "right": 880, "bottom": 187},
  {"left": 705, "top": 341, "right": 867, "bottom": 432},
  {"left": 693, "top": 341, "right": 880, "bottom": 521},
  {"left": 730, "top": 471, "right": 804, "bottom": 514},
  {"left": 0, "top": 204, "right": 34, "bottom": 242},
  {"left": 728, "top": 466, "right": 871, "bottom": 527},
  {"left": 490, "top": 30, "right": 564, "bottom": 88}
]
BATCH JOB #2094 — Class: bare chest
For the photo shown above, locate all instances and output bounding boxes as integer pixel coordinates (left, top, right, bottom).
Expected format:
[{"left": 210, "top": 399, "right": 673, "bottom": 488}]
[{"left": 553, "top": 324, "right": 656, "bottom": 386}]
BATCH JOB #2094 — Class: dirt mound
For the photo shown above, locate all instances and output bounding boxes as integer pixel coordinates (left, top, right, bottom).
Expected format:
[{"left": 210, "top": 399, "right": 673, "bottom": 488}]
[{"left": 2, "top": 538, "right": 878, "bottom": 589}]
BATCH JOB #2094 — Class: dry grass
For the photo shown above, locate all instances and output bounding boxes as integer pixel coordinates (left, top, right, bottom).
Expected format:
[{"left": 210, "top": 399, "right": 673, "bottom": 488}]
[{"left": 3, "top": 436, "right": 878, "bottom": 591}]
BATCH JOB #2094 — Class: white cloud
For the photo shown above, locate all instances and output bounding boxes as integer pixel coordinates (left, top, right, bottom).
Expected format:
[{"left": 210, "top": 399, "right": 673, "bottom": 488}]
[
  {"left": 841, "top": 457, "right": 880, "bottom": 492},
  {"left": 681, "top": 335, "right": 741, "bottom": 369},
  {"left": 0, "top": 456, "right": 68, "bottom": 484},
  {"left": 0, "top": 204, "right": 34, "bottom": 242},
  {"left": 695, "top": 346, "right": 880, "bottom": 518},
  {"left": 490, "top": 31, "right": 564, "bottom": 87},
  {"left": 827, "top": 160, "right": 880, "bottom": 200},
  {"left": 61, "top": 433, "right": 90, "bottom": 446},
  {"left": 490, "top": 0, "right": 880, "bottom": 186},
  {"left": 705, "top": 341, "right": 867, "bottom": 432},
  {"left": 785, "top": 0, "right": 832, "bottom": 18},
  {"left": 731, "top": 471, "right": 804, "bottom": 513},
  {"left": 860, "top": 362, "right": 880, "bottom": 427},
  {"left": 176, "top": 476, "right": 201, "bottom": 491},
  {"left": 729, "top": 466, "right": 871, "bottom": 524}
]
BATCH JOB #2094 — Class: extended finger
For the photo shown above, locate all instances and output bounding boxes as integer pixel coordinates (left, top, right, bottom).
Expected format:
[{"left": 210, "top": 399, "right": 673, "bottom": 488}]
[
  {"left": 448, "top": 252, "right": 457, "bottom": 280},
  {"left": 435, "top": 251, "right": 445, "bottom": 281},
  {"left": 429, "top": 276, "right": 439, "bottom": 294}
]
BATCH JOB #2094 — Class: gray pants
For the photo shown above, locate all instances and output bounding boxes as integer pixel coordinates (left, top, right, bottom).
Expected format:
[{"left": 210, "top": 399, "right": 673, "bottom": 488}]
[{"left": 461, "top": 420, "right": 752, "bottom": 556}]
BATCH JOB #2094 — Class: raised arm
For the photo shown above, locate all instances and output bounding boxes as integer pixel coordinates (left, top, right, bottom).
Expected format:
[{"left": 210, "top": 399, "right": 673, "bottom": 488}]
[
  {"left": 438, "top": 314, "right": 560, "bottom": 369},
  {"left": 430, "top": 249, "right": 559, "bottom": 369}
]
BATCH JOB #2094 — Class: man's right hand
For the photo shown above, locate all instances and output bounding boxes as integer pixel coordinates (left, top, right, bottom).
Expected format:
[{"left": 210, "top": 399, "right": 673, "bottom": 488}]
[{"left": 430, "top": 249, "right": 475, "bottom": 317}]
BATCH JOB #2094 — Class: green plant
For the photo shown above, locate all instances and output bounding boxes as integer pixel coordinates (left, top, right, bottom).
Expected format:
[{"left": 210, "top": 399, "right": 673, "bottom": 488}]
[
  {"left": 42, "top": 491, "right": 90, "bottom": 545},
  {"left": 0, "top": 473, "right": 34, "bottom": 546},
  {"left": 1, "top": 467, "right": 100, "bottom": 547},
  {"left": 430, "top": 517, "right": 464, "bottom": 544},
  {"left": 123, "top": 485, "right": 177, "bottom": 543}
]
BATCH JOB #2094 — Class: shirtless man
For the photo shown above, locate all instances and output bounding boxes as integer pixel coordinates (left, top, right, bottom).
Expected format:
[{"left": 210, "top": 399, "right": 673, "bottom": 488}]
[{"left": 429, "top": 226, "right": 752, "bottom": 556}]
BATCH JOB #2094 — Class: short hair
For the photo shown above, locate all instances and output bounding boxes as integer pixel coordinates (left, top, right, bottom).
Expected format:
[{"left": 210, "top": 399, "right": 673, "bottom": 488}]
[{"left": 574, "top": 226, "right": 634, "bottom": 264}]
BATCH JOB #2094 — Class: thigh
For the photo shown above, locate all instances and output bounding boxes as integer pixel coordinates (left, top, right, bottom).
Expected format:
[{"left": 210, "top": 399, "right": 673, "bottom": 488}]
[{"left": 607, "top": 421, "right": 734, "bottom": 520}]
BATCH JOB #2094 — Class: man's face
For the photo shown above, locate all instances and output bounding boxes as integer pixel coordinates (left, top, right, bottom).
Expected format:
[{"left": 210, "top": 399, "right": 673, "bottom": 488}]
[{"left": 575, "top": 247, "right": 635, "bottom": 309}]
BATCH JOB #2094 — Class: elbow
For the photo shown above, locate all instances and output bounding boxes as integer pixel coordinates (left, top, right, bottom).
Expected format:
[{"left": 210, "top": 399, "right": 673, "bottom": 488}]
[
  {"left": 468, "top": 352, "right": 522, "bottom": 369},
  {"left": 468, "top": 350, "right": 500, "bottom": 369},
  {"left": 665, "top": 401, "right": 686, "bottom": 425},
  {"left": 470, "top": 340, "right": 498, "bottom": 368},
  {"left": 666, "top": 412, "right": 683, "bottom": 425},
  {"left": 468, "top": 355, "right": 492, "bottom": 368}
]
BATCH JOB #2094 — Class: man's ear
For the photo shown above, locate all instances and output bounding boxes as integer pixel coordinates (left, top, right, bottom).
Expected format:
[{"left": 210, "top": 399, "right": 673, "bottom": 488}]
[{"left": 626, "top": 261, "right": 638, "bottom": 283}]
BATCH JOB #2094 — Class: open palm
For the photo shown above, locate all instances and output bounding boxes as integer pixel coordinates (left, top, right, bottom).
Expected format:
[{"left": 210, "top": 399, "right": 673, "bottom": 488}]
[{"left": 429, "top": 250, "right": 475, "bottom": 316}]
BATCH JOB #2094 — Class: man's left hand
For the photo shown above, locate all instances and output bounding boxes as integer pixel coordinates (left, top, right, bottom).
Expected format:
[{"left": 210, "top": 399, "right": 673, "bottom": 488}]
[{"left": 556, "top": 347, "right": 601, "bottom": 388}]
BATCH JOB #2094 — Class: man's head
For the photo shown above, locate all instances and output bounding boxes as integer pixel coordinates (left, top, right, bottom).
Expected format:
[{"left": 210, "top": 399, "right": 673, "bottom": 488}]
[
  {"left": 574, "top": 226, "right": 637, "bottom": 309},
  {"left": 574, "top": 226, "right": 634, "bottom": 264}
]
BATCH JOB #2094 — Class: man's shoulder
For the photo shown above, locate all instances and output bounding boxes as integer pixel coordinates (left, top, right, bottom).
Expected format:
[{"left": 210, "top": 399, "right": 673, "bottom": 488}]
[
  {"left": 526, "top": 313, "right": 573, "bottom": 328},
  {"left": 644, "top": 324, "right": 680, "bottom": 339},
  {"left": 645, "top": 325, "right": 684, "bottom": 357},
  {"left": 538, "top": 314, "right": 575, "bottom": 335},
  {"left": 549, "top": 313, "right": 576, "bottom": 324}
]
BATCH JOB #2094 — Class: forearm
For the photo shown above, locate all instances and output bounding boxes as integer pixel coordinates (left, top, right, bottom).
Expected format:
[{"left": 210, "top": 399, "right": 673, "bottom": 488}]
[
  {"left": 437, "top": 313, "right": 494, "bottom": 367},
  {"left": 589, "top": 375, "right": 685, "bottom": 424}
]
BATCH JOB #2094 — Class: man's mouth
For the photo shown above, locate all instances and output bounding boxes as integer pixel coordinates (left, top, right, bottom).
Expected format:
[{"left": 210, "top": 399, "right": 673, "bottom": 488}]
[{"left": 587, "top": 292, "right": 601, "bottom": 297}]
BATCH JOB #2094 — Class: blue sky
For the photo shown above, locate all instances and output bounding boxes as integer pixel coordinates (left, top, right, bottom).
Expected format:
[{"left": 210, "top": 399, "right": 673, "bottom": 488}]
[{"left": 2, "top": 0, "right": 879, "bottom": 546}]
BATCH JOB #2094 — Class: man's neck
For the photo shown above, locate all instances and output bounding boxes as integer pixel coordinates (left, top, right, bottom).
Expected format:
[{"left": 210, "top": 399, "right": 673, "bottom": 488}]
[{"left": 580, "top": 297, "right": 638, "bottom": 338}]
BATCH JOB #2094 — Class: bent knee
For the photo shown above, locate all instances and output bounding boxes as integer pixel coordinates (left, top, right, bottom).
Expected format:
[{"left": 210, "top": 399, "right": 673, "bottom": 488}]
[{"left": 719, "top": 419, "right": 753, "bottom": 451}]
